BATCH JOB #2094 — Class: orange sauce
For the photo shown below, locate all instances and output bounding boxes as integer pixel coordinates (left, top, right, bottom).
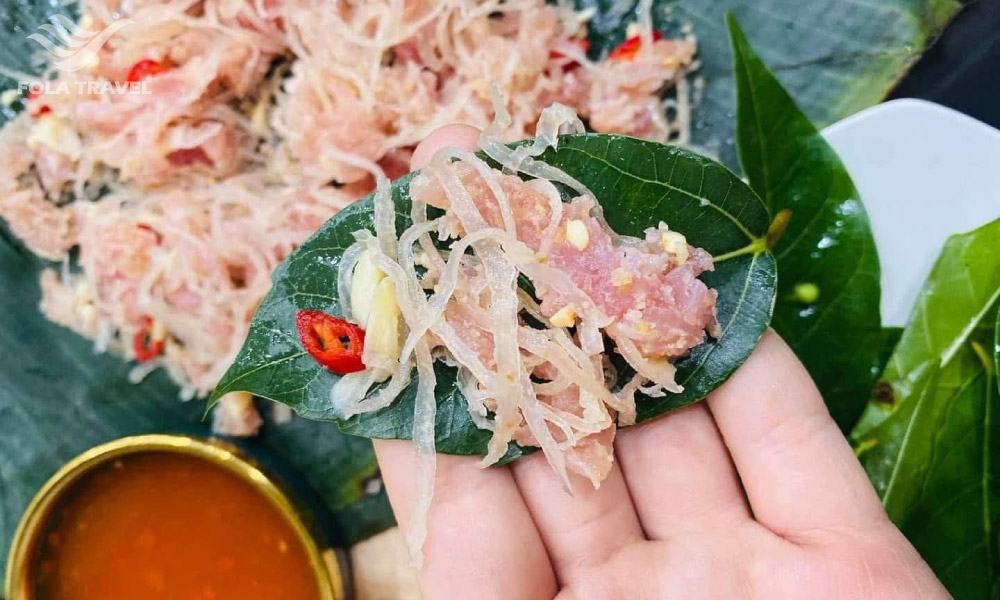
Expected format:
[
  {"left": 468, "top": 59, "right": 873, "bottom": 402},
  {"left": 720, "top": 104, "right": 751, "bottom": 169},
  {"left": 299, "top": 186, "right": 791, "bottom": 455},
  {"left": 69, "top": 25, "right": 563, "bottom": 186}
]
[{"left": 31, "top": 451, "right": 321, "bottom": 600}]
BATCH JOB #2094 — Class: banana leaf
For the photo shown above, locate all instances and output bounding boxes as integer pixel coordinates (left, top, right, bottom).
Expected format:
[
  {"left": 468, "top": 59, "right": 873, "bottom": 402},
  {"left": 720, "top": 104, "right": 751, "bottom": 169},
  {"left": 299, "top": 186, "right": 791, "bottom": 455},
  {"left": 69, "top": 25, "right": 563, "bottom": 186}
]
[
  {"left": 0, "top": 228, "right": 391, "bottom": 573},
  {"left": 579, "top": 0, "right": 965, "bottom": 166}
]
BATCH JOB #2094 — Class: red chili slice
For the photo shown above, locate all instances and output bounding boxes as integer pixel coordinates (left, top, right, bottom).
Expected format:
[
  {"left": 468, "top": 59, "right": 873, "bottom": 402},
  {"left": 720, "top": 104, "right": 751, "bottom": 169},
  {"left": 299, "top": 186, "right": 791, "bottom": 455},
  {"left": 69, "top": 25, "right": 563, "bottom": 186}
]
[
  {"left": 295, "top": 310, "right": 366, "bottom": 374},
  {"left": 26, "top": 89, "right": 51, "bottom": 117},
  {"left": 126, "top": 59, "right": 170, "bottom": 83},
  {"left": 166, "top": 147, "right": 214, "bottom": 167},
  {"left": 133, "top": 316, "right": 165, "bottom": 362},
  {"left": 608, "top": 30, "right": 663, "bottom": 61},
  {"left": 549, "top": 37, "right": 590, "bottom": 71},
  {"left": 136, "top": 223, "right": 163, "bottom": 244}
]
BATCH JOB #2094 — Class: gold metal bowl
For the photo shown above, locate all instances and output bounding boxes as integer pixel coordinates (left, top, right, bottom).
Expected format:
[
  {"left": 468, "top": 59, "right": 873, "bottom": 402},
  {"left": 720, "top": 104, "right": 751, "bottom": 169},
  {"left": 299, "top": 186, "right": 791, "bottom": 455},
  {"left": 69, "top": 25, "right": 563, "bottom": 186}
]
[{"left": 4, "top": 433, "right": 346, "bottom": 600}]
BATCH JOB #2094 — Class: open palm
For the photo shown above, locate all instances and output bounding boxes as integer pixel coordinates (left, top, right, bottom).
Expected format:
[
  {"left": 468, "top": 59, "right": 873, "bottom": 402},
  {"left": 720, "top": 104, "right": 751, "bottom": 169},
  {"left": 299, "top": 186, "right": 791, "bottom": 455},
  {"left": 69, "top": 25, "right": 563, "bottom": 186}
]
[{"left": 373, "top": 126, "right": 949, "bottom": 600}]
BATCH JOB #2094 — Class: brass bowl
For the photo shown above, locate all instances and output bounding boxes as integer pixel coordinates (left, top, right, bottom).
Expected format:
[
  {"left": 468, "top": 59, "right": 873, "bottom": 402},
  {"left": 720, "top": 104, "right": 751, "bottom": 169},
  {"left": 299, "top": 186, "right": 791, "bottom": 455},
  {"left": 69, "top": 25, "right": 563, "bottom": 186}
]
[{"left": 4, "top": 433, "right": 347, "bottom": 600}]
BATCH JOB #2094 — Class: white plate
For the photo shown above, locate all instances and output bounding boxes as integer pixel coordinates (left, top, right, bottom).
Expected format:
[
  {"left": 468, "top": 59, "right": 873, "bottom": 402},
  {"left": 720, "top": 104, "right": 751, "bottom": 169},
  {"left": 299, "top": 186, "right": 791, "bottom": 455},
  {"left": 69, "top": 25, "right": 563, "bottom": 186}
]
[{"left": 822, "top": 99, "right": 1000, "bottom": 327}]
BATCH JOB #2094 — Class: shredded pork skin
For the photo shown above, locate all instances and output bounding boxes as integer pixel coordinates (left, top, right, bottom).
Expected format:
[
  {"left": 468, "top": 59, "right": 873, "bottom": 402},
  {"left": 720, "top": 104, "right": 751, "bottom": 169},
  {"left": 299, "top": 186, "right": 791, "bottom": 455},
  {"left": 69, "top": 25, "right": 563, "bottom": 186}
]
[
  {"left": 38, "top": 175, "right": 353, "bottom": 400},
  {"left": 336, "top": 128, "right": 718, "bottom": 564},
  {"left": 0, "top": 0, "right": 696, "bottom": 431},
  {"left": 408, "top": 160, "right": 717, "bottom": 484}
]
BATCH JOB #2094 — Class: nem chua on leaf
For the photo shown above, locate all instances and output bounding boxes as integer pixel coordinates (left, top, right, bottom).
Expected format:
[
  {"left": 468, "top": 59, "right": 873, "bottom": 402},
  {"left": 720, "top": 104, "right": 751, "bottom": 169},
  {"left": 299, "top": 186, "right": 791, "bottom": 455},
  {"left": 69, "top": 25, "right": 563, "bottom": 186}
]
[{"left": 213, "top": 104, "right": 776, "bottom": 560}]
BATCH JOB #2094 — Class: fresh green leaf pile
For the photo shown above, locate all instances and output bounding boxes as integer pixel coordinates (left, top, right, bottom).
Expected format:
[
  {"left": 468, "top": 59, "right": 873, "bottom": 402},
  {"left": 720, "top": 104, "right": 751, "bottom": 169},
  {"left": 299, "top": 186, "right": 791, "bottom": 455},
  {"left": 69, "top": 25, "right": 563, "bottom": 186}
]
[
  {"left": 212, "top": 135, "right": 777, "bottom": 454},
  {"left": 728, "top": 17, "right": 883, "bottom": 432},
  {"left": 853, "top": 218, "right": 1000, "bottom": 447},
  {"left": 729, "top": 19, "right": 998, "bottom": 597},
  {"left": 852, "top": 218, "right": 1000, "bottom": 599},
  {"left": 893, "top": 340, "right": 997, "bottom": 598}
]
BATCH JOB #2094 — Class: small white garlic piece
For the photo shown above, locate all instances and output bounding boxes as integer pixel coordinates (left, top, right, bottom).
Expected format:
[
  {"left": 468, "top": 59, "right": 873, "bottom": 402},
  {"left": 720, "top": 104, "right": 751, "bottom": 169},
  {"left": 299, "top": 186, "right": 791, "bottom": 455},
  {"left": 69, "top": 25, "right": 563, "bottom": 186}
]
[
  {"left": 660, "top": 231, "right": 690, "bottom": 266},
  {"left": 550, "top": 304, "right": 578, "bottom": 328},
  {"left": 565, "top": 220, "right": 590, "bottom": 250},
  {"left": 351, "top": 250, "right": 386, "bottom": 326}
]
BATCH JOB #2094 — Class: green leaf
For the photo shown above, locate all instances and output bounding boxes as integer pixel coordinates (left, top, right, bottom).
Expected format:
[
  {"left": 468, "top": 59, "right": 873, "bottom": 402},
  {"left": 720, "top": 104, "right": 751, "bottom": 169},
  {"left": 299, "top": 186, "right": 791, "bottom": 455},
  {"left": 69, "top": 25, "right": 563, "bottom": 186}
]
[
  {"left": 0, "top": 229, "right": 394, "bottom": 581},
  {"left": 728, "top": 16, "right": 882, "bottom": 433},
  {"left": 578, "top": 0, "right": 964, "bottom": 167},
  {"left": 854, "top": 217, "right": 1000, "bottom": 437},
  {"left": 851, "top": 219, "right": 1000, "bottom": 599},
  {"left": 212, "top": 134, "right": 777, "bottom": 454},
  {"left": 901, "top": 361, "right": 999, "bottom": 600},
  {"left": 865, "top": 330, "right": 999, "bottom": 600},
  {"left": 860, "top": 329, "right": 990, "bottom": 514},
  {"left": 255, "top": 414, "right": 384, "bottom": 518},
  {"left": 877, "top": 327, "right": 905, "bottom": 378}
]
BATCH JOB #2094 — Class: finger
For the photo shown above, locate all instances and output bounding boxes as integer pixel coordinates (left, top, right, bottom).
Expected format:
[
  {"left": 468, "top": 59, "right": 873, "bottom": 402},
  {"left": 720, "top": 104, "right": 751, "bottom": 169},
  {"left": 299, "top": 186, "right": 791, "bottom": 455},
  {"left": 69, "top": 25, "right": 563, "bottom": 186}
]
[
  {"left": 706, "top": 330, "right": 886, "bottom": 542},
  {"left": 375, "top": 440, "right": 558, "bottom": 600},
  {"left": 378, "top": 124, "right": 556, "bottom": 599},
  {"left": 616, "top": 403, "right": 751, "bottom": 540},
  {"left": 410, "top": 124, "right": 482, "bottom": 170},
  {"left": 510, "top": 452, "right": 645, "bottom": 583}
]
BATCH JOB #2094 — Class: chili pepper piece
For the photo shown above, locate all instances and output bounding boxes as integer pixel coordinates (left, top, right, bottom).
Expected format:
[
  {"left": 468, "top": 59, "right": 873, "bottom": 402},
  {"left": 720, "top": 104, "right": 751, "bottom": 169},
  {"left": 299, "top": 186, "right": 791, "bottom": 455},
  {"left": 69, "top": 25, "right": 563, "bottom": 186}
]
[
  {"left": 133, "top": 316, "right": 165, "bottom": 362},
  {"left": 550, "top": 37, "right": 590, "bottom": 71},
  {"left": 295, "top": 310, "right": 366, "bottom": 374},
  {"left": 136, "top": 223, "right": 163, "bottom": 244},
  {"left": 608, "top": 30, "right": 663, "bottom": 61},
  {"left": 26, "top": 89, "right": 51, "bottom": 117},
  {"left": 166, "top": 147, "right": 214, "bottom": 167},
  {"left": 126, "top": 59, "right": 170, "bottom": 83}
]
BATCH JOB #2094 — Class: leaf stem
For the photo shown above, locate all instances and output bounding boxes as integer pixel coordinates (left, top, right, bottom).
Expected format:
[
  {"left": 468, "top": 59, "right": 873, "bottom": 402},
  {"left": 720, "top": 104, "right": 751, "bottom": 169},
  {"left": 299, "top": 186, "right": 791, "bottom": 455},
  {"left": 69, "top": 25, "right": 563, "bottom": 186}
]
[
  {"left": 971, "top": 341, "right": 995, "bottom": 375},
  {"left": 853, "top": 437, "right": 878, "bottom": 458},
  {"left": 766, "top": 209, "right": 792, "bottom": 249},
  {"left": 714, "top": 237, "right": 767, "bottom": 263}
]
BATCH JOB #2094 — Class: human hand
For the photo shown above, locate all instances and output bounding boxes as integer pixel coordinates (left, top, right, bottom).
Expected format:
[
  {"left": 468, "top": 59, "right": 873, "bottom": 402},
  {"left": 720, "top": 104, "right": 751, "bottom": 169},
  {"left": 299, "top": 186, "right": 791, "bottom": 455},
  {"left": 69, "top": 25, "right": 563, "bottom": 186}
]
[{"left": 372, "top": 126, "right": 950, "bottom": 600}]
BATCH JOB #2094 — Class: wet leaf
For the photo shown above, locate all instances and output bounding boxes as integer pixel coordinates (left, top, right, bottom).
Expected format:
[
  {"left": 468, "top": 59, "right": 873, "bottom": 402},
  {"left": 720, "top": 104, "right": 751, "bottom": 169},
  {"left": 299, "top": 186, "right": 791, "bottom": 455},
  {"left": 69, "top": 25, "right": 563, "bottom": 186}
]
[
  {"left": 852, "top": 218, "right": 1000, "bottom": 599},
  {"left": 729, "top": 16, "right": 882, "bottom": 432},
  {"left": 854, "top": 217, "right": 1000, "bottom": 437},
  {"left": 898, "top": 357, "right": 999, "bottom": 599},
  {"left": 859, "top": 327, "right": 999, "bottom": 600}
]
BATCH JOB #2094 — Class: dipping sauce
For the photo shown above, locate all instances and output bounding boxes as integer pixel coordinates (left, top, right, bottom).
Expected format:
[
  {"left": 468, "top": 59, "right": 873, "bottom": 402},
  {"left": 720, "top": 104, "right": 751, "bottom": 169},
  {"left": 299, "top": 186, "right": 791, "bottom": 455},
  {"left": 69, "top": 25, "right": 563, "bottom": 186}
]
[{"left": 30, "top": 451, "right": 320, "bottom": 600}]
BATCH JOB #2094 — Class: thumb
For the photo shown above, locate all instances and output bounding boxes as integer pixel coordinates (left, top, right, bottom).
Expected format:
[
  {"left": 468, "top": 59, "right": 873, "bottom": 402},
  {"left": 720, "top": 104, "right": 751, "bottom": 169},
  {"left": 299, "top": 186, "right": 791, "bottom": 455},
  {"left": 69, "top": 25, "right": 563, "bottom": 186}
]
[{"left": 410, "top": 124, "right": 482, "bottom": 170}]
